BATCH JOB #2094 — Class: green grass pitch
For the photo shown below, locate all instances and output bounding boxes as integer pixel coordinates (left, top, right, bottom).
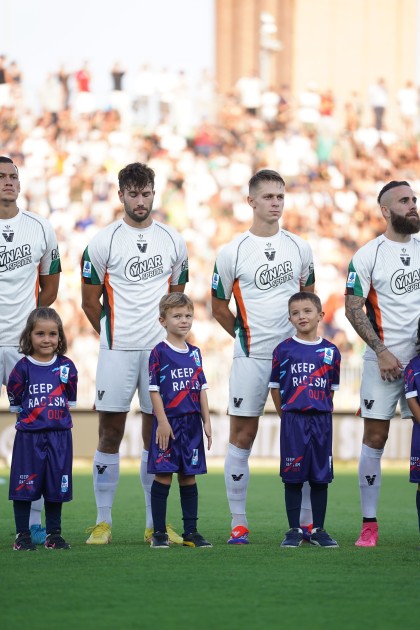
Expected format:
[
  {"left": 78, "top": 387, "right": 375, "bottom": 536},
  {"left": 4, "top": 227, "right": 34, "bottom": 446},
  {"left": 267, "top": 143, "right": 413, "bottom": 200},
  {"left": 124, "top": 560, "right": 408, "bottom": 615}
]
[{"left": 0, "top": 466, "right": 418, "bottom": 629}]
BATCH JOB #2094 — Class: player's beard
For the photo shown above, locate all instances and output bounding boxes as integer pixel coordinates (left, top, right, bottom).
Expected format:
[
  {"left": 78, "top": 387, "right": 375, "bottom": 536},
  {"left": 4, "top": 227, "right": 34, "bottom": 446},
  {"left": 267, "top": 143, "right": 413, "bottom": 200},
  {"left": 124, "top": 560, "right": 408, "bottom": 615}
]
[
  {"left": 389, "top": 209, "right": 420, "bottom": 235},
  {"left": 124, "top": 201, "right": 153, "bottom": 224}
]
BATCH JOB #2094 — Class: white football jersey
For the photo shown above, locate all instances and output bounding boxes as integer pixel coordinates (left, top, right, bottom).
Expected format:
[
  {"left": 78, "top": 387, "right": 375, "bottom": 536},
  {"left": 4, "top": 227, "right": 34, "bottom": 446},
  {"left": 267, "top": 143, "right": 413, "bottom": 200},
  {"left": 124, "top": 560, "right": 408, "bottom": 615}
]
[
  {"left": 0, "top": 210, "right": 60, "bottom": 346},
  {"left": 346, "top": 234, "right": 420, "bottom": 364},
  {"left": 81, "top": 219, "right": 188, "bottom": 350},
  {"left": 212, "top": 229, "right": 315, "bottom": 359}
]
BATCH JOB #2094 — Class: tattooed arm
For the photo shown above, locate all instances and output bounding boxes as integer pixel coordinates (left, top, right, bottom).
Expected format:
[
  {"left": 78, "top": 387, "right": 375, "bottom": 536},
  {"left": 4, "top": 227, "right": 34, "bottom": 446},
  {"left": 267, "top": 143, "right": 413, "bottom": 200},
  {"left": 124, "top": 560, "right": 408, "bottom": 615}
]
[{"left": 345, "top": 294, "right": 403, "bottom": 381}]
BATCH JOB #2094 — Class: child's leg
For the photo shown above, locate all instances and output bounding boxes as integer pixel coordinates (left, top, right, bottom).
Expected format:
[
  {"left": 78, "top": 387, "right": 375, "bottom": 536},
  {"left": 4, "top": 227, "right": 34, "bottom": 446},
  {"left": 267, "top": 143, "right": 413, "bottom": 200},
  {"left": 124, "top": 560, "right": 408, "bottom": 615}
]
[
  {"left": 13, "top": 500, "right": 31, "bottom": 533},
  {"left": 178, "top": 473, "right": 198, "bottom": 535},
  {"left": 284, "top": 482, "right": 303, "bottom": 528},
  {"left": 151, "top": 474, "right": 172, "bottom": 533},
  {"left": 309, "top": 482, "right": 328, "bottom": 529},
  {"left": 44, "top": 501, "right": 63, "bottom": 533}
]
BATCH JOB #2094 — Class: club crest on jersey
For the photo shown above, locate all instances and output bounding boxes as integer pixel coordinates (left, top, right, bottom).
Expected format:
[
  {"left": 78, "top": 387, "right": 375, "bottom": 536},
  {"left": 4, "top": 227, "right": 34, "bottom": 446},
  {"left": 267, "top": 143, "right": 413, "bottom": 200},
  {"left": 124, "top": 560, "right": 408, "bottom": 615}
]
[
  {"left": 346, "top": 271, "right": 356, "bottom": 288},
  {"left": 255, "top": 261, "right": 293, "bottom": 291},
  {"left": 2, "top": 225, "right": 14, "bottom": 242},
  {"left": 125, "top": 255, "right": 163, "bottom": 282},
  {"left": 264, "top": 243, "right": 275, "bottom": 261},
  {"left": 323, "top": 348, "right": 333, "bottom": 365},
  {"left": 400, "top": 249, "right": 410, "bottom": 266},
  {"left": 137, "top": 243, "right": 147, "bottom": 253},
  {"left": 82, "top": 261, "right": 92, "bottom": 278},
  {"left": 390, "top": 267, "right": 420, "bottom": 295},
  {"left": 190, "top": 349, "right": 201, "bottom": 367}
]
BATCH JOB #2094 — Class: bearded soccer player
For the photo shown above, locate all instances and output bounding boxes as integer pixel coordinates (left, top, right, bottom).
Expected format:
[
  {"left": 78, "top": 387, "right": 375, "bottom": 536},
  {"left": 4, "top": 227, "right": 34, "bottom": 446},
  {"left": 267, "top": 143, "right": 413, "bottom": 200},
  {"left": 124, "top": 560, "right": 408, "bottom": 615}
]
[
  {"left": 345, "top": 180, "right": 420, "bottom": 546},
  {"left": 0, "top": 156, "right": 61, "bottom": 545},
  {"left": 81, "top": 162, "right": 188, "bottom": 545}
]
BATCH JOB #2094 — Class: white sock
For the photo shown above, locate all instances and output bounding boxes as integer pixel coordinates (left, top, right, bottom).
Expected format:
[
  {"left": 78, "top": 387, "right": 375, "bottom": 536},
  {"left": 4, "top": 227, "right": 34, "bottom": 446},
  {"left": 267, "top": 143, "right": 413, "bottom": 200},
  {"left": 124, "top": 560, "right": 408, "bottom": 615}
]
[
  {"left": 300, "top": 481, "right": 313, "bottom": 526},
  {"left": 359, "top": 443, "right": 383, "bottom": 518},
  {"left": 29, "top": 497, "right": 44, "bottom": 527},
  {"left": 140, "top": 449, "right": 154, "bottom": 530},
  {"left": 93, "top": 450, "right": 120, "bottom": 526},
  {"left": 224, "top": 443, "right": 251, "bottom": 529}
]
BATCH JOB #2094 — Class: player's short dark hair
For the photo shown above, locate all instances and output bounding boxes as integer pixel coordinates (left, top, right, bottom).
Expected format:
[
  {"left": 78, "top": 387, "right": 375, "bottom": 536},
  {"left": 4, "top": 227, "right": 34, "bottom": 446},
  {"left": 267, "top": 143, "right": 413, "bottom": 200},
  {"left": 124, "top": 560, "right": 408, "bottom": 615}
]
[
  {"left": 377, "top": 180, "right": 410, "bottom": 205},
  {"left": 288, "top": 291, "right": 322, "bottom": 313},
  {"left": 118, "top": 162, "right": 155, "bottom": 192},
  {"left": 19, "top": 308, "right": 67, "bottom": 356},
  {"left": 0, "top": 155, "right": 18, "bottom": 174},
  {"left": 159, "top": 293, "right": 194, "bottom": 318},
  {"left": 249, "top": 169, "right": 285, "bottom": 194}
]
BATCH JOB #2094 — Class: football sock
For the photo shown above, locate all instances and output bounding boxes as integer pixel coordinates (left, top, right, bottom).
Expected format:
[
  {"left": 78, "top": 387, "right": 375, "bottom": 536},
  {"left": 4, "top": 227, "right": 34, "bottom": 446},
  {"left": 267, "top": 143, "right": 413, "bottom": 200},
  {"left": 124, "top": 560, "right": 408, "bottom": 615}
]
[
  {"left": 93, "top": 450, "right": 120, "bottom": 526},
  {"left": 359, "top": 443, "right": 383, "bottom": 519},
  {"left": 284, "top": 483, "right": 303, "bottom": 529},
  {"left": 180, "top": 483, "right": 198, "bottom": 535},
  {"left": 140, "top": 449, "right": 154, "bottom": 529},
  {"left": 151, "top": 480, "right": 170, "bottom": 533},
  {"left": 224, "top": 443, "right": 251, "bottom": 529},
  {"left": 45, "top": 501, "right": 62, "bottom": 533},
  {"left": 310, "top": 482, "right": 328, "bottom": 529},
  {"left": 29, "top": 496, "right": 44, "bottom": 527},
  {"left": 300, "top": 481, "right": 313, "bottom": 526},
  {"left": 13, "top": 500, "right": 31, "bottom": 534},
  {"left": 417, "top": 489, "right": 420, "bottom": 532}
]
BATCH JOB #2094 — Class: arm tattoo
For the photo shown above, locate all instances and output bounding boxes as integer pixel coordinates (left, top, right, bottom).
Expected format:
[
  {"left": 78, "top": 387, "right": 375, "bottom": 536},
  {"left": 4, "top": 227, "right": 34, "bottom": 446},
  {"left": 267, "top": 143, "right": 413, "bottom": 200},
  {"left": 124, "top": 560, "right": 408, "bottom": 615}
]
[{"left": 344, "top": 295, "right": 386, "bottom": 354}]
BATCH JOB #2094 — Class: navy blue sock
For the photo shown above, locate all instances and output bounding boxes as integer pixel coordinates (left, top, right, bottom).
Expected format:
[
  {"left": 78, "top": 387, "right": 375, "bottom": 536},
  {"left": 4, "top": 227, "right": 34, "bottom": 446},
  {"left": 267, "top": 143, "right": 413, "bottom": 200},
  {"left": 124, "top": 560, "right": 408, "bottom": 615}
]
[
  {"left": 13, "top": 500, "right": 31, "bottom": 534},
  {"left": 310, "top": 482, "right": 328, "bottom": 529},
  {"left": 284, "top": 483, "right": 303, "bottom": 529},
  {"left": 45, "top": 501, "right": 63, "bottom": 533},
  {"left": 180, "top": 483, "right": 198, "bottom": 535},
  {"left": 151, "top": 481, "right": 170, "bottom": 533},
  {"left": 417, "top": 489, "right": 420, "bottom": 533}
]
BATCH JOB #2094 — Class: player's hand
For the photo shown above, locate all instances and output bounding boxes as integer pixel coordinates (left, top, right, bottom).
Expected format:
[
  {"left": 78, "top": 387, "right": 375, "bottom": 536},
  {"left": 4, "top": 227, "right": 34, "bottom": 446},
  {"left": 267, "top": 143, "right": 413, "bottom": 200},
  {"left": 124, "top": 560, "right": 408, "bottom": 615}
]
[
  {"left": 377, "top": 349, "right": 403, "bottom": 381},
  {"left": 203, "top": 419, "right": 212, "bottom": 450},
  {"left": 156, "top": 420, "right": 174, "bottom": 451}
]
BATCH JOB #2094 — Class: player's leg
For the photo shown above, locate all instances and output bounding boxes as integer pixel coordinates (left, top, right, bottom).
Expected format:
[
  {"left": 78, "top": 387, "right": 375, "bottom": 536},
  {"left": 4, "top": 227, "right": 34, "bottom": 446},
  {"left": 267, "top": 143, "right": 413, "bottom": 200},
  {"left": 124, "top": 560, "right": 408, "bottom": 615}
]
[
  {"left": 87, "top": 349, "right": 136, "bottom": 544},
  {"left": 225, "top": 357, "right": 270, "bottom": 544},
  {"left": 44, "top": 430, "right": 72, "bottom": 549},
  {"left": 356, "top": 418, "right": 389, "bottom": 546},
  {"left": 138, "top": 350, "right": 182, "bottom": 544}
]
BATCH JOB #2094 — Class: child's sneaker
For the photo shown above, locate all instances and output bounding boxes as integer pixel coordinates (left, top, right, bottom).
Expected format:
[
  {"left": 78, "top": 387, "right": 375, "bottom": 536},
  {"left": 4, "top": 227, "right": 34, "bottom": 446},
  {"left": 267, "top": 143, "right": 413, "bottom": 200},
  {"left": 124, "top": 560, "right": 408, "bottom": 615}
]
[
  {"left": 182, "top": 531, "right": 212, "bottom": 547},
  {"left": 355, "top": 522, "right": 378, "bottom": 547},
  {"left": 13, "top": 532, "right": 37, "bottom": 551},
  {"left": 30, "top": 524, "right": 47, "bottom": 545},
  {"left": 45, "top": 530, "right": 71, "bottom": 549},
  {"left": 150, "top": 532, "right": 170, "bottom": 548},
  {"left": 310, "top": 527, "right": 339, "bottom": 548},
  {"left": 280, "top": 528, "right": 304, "bottom": 547},
  {"left": 227, "top": 525, "right": 249, "bottom": 544}
]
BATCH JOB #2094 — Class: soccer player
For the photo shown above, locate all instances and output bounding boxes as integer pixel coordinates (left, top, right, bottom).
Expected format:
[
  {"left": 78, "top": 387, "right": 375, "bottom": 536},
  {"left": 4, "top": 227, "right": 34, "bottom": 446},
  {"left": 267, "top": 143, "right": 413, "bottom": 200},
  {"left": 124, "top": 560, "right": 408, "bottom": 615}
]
[
  {"left": 345, "top": 180, "right": 420, "bottom": 546},
  {"left": 270, "top": 292, "right": 341, "bottom": 547},
  {"left": 404, "top": 318, "right": 420, "bottom": 544},
  {"left": 212, "top": 169, "right": 315, "bottom": 544},
  {"left": 0, "top": 156, "right": 61, "bottom": 545},
  {"left": 8, "top": 308, "right": 77, "bottom": 551},
  {"left": 81, "top": 162, "right": 188, "bottom": 545},
  {"left": 148, "top": 293, "right": 212, "bottom": 548}
]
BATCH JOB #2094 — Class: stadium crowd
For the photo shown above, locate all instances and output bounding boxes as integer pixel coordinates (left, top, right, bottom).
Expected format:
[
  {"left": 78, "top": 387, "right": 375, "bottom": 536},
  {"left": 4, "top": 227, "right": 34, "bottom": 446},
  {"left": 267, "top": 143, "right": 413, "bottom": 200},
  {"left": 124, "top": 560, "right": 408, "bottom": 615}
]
[{"left": 1, "top": 55, "right": 420, "bottom": 408}]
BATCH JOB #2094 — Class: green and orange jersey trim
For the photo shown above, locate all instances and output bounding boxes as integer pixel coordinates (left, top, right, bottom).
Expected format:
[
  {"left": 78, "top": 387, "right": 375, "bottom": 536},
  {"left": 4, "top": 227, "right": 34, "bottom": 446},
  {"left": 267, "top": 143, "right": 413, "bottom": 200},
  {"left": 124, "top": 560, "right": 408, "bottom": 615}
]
[
  {"left": 365, "top": 284, "right": 384, "bottom": 342},
  {"left": 232, "top": 278, "right": 251, "bottom": 356},
  {"left": 103, "top": 272, "right": 115, "bottom": 349}
]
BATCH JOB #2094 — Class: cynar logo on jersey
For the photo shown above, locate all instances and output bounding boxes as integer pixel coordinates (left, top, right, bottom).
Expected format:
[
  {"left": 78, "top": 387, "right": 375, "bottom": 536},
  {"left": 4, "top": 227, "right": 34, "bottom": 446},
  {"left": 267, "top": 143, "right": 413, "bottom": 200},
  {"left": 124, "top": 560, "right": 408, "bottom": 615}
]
[
  {"left": 254, "top": 261, "right": 293, "bottom": 291},
  {"left": 125, "top": 255, "right": 163, "bottom": 282},
  {"left": 0, "top": 243, "right": 32, "bottom": 272},
  {"left": 390, "top": 267, "right": 420, "bottom": 295}
]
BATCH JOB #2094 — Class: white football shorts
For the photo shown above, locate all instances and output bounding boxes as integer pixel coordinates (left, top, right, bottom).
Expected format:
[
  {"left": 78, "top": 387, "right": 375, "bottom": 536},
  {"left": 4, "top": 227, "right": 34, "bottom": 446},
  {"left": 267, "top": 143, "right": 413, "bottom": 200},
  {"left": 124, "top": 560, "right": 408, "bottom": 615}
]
[
  {"left": 0, "top": 346, "right": 20, "bottom": 390},
  {"left": 228, "top": 356, "right": 272, "bottom": 417},
  {"left": 95, "top": 349, "right": 153, "bottom": 413},
  {"left": 359, "top": 359, "right": 410, "bottom": 420}
]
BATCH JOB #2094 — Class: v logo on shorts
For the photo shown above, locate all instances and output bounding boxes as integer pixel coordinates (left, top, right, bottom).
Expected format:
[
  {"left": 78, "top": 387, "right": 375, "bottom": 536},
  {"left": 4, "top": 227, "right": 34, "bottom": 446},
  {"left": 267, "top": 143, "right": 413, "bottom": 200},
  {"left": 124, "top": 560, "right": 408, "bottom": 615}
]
[
  {"left": 364, "top": 399, "right": 374, "bottom": 410},
  {"left": 97, "top": 390, "right": 105, "bottom": 400},
  {"left": 233, "top": 397, "right": 243, "bottom": 408}
]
